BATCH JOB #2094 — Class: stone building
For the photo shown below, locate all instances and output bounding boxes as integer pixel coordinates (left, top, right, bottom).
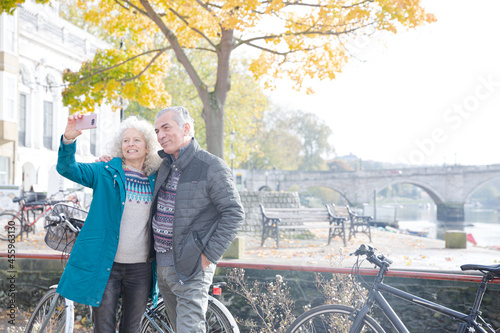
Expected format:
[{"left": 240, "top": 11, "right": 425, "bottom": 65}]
[{"left": 0, "top": 0, "right": 120, "bottom": 197}]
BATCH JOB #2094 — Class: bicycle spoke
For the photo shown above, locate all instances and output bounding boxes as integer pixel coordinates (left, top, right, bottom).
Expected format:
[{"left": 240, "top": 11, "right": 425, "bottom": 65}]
[
  {"left": 286, "top": 305, "right": 384, "bottom": 333},
  {"left": 26, "top": 290, "right": 67, "bottom": 333},
  {"left": 140, "top": 297, "right": 237, "bottom": 333},
  {"left": 140, "top": 300, "right": 174, "bottom": 333},
  {"left": 206, "top": 299, "right": 234, "bottom": 333}
]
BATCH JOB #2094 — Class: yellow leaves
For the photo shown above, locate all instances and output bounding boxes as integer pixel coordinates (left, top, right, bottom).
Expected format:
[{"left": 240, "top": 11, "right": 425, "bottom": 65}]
[
  {"left": 249, "top": 52, "right": 273, "bottom": 78},
  {"left": 375, "top": 0, "right": 436, "bottom": 29},
  {"left": 122, "top": 82, "right": 137, "bottom": 97},
  {"left": 63, "top": 45, "right": 171, "bottom": 113},
  {"left": 106, "top": 80, "right": 121, "bottom": 93},
  {"left": 60, "top": 0, "right": 434, "bottom": 118},
  {"left": 344, "top": 7, "right": 371, "bottom": 22},
  {"left": 266, "top": 0, "right": 286, "bottom": 13}
]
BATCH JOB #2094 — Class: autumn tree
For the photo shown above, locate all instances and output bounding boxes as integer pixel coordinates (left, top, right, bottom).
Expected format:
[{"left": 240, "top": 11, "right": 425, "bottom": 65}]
[
  {"left": 1, "top": 0, "right": 49, "bottom": 14},
  {"left": 253, "top": 108, "right": 333, "bottom": 171},
  {"left": 125, "top": 52, "right": 267, "bottom": 165},
  {"left": 5, "top": 0, "right": 435, "bottom": 159}
]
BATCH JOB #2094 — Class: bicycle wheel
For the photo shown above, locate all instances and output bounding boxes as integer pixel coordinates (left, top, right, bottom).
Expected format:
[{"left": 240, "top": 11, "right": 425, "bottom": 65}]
[
  {"left": 140, "top": 298, "right": 174, "bottom": 333},
  {"left": 286, "top": 304, "right": 385, "bottom": 333},
  {"left": 140, "top": 297, "right": 237, "bottom": 333},
  {"left": 0, "top": 211, "right": 21, "bottom": 240},
  {"left": 25, "top": 288, "right": 75, "bottom": 333},
  {"left": 206, "top": 297, "right": 237, "bottom": 333}
]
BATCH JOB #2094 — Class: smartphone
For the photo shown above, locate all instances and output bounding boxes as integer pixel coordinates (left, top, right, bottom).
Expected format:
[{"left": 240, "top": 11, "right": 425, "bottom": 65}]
[{"left": 75, "top": 114, "right": 97, "bottom": 130}]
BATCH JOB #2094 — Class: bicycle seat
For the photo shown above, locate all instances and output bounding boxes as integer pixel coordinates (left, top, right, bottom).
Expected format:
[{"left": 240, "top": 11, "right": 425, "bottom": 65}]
[
  {"left": 12, "top": 196, "right": 22, "bottom": 203},
  {"left": 460, "top": 264, "right": 500, "bottom": 277}
]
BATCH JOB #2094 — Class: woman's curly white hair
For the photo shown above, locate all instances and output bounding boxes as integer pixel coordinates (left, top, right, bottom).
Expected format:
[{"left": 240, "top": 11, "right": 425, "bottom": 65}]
[{"left": 107, "top": 116, "right": 162, "bottom": 176}]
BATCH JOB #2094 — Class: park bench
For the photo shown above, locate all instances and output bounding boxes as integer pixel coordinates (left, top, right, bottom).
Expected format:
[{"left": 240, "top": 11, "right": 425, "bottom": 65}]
[
  {"left": 331, "top": 204, "right": 372, "bottom": 242},
  {"left": 259, "top": 204, "right": 347, "bottom": 249}
]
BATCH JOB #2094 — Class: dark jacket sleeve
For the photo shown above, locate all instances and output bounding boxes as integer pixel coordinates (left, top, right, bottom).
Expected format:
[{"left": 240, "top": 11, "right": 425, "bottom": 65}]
[{"left": 203, "top": 159, "right": 245, "bottom": 264}]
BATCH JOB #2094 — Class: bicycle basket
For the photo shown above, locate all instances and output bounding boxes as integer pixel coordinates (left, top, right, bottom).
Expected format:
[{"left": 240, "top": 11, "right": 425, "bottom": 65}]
[{"left": 44, "top": 203, "right": 87, "bottom": 253}]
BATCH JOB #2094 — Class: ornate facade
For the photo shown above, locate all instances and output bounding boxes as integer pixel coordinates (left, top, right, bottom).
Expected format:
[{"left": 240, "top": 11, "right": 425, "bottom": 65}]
[{"left": 0, "top": 0, "right": 120, "bottom": 195}]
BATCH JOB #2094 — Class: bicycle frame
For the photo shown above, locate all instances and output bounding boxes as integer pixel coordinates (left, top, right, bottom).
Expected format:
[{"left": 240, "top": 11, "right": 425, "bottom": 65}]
[
  {"left": 350, "top": 264, "right": 494, "bottom": 333},
  {"left": 143, "top": 306, "right": 174, "bottom": 333},
  {"left": 18, "top": 203, "right": 52, "bottom": 240},
  {"left": 18, "top": 199, "right": 77, "bottom": 240}
]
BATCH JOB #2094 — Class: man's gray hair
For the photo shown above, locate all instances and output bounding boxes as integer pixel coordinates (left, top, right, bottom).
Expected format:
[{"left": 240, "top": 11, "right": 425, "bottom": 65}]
[{"left": 156, "top": 106, "right": 195, "bottom": 137}]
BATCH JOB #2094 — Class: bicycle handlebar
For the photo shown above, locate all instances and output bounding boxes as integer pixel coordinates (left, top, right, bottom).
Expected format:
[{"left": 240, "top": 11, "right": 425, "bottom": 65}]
[
  {"left": 351, "top": 244, "right": 393, "bottom": 267},
  {"left": 45, "top": 214, "right": 66, "bottom": 223},
  {"left": 45, "top": 213, "right": 82, "bottom": 233}
]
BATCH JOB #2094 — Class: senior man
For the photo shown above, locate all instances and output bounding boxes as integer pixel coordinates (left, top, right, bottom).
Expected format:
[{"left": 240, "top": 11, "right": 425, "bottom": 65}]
[{"left": 151, "top": 106, "right": 244, "bottom": 332}]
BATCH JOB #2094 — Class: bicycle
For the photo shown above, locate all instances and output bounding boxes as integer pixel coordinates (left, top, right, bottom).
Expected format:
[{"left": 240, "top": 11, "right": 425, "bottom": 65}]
[
  {"left": 25, "top": 284, "right": 240, "bottom": 333},
  {"left": 25, "top": 205, "right": 86, "bottom": 332},
  {"left": 139, "top": 281, "right": 239, "bottom": 333},
  {"left": 25, "top": 209, "right": 239, "bottom": 333},
  {"left": 0, "top": 189, "right": 83, "bottom": 241},
  {"left": 286, "top": 244, "right": 500, "bottom": 333}
]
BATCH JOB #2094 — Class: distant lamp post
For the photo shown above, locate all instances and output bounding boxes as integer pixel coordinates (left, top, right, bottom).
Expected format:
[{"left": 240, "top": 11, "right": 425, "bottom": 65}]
[{"left": 229, "top": 130, "right": 236, "bottom": 173}]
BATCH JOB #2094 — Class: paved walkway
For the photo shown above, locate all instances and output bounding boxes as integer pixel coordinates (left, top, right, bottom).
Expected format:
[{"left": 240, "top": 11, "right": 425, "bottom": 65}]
[
  {"left": 2, "top": 223, "right": 499, "bottom": 332},
  {"left": 236, "top": 228, "right": 500, "bottom": 272},
  {"left": 2, "top": 222, "right": 500, "bottom": 273}
]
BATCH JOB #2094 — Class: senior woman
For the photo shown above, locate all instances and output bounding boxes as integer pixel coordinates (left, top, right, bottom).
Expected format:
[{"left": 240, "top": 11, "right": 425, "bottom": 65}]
[{"left": 56, "top": 114, "right": 161, "bottom": 332}]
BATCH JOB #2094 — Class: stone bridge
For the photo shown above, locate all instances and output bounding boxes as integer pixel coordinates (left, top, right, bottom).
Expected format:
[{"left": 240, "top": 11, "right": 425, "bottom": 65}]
[{"left": 236, "top": 164, "right": 500, "bottom": 221}]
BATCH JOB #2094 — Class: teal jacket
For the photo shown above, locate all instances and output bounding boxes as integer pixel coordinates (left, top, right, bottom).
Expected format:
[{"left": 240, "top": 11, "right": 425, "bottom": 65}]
[{"left": 55, "top": 139, "right": 156, "bottom": 306}]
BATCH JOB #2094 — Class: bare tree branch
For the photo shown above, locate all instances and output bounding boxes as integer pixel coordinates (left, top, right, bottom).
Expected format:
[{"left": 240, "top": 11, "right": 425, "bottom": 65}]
[
  {"left": 234, "top": 19, "right": 375, "bottom": 51},
  {"left": 70, "top": 48, "right": 169, "bottom": 85},
  {"left": 139, "top": 0, "right": 210, "bottom": 104},
  {"left": 120, "top": 49, "right": 165, "bottom": 82},
  {"left": 167, "top": 7, "right": 217, "bottom": 50},
  {"left": 277, "top": 0, "right": 374, "bottom": 9},
  {"left": 116, "top": 0, "right": 148, "bottom": 16}
]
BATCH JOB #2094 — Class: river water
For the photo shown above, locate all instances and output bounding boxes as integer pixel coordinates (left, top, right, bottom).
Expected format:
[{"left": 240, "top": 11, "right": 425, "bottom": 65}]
[{"left": 363, "top": 203, "right": 500, "bottom": 247}]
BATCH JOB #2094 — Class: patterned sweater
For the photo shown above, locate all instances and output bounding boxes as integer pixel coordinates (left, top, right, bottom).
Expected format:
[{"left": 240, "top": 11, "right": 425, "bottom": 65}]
[
  {"left": 114, "top": 165, "right": 153, "bottom": 263},
  {"left": 152, "top": 168, "right": 181, "bottom": 266}
]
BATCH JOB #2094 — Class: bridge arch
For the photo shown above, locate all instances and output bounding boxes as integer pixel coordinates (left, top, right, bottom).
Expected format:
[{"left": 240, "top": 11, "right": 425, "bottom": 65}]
[
  {"left": 464, "top": 174, "right": 500, "bottom": 203},
  {"left": 241, "top": 165, "right": 500, "bottom": 221},
  {"left": 292, "top": 182, "right": 354, "bottom": 206},
  {"left": 374, "top": 179, "right": 445, "bottom": 206}
]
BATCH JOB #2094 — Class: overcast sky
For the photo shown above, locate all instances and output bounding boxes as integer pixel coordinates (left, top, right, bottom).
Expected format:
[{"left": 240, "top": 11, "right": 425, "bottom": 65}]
[{"left": 269, "top": 0, "right": 500, "bottom": 166}]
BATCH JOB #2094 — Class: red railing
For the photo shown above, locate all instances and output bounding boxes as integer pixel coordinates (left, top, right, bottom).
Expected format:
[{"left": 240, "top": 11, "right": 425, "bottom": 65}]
[{"left": 2, "top": 252, "right": 498, "bottom": 284}]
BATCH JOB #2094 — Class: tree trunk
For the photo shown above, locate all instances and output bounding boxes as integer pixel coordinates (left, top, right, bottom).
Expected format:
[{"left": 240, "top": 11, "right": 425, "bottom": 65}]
[
  {"left": 141, "top": 0, "right": 232, "bottom": 159},
  {"left": 203, "top": 92, "right": 224, "bottom": 158},
  {"left": 201, "top": 28, "right": 233, "bottom": 159}
]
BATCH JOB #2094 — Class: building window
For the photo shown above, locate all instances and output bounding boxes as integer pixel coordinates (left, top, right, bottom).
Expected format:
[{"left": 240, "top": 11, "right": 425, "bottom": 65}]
[
  {"left": 18, "top": 94, "right": 27, "bottom": 147},
  {"left": 90, "top": 128, "right": 97, "bottom": 156},
  {"left": 0, "top": 157, "right": 9, "bottom": 185},
  {"left": 43, "top": 101, "right": 53, "bottom": 149},
  {"left": 5, "top": 76, "right": 15, "bottom": 120},
  {"left": 4, "top": 14, "right": 15, "bottom": 53}
]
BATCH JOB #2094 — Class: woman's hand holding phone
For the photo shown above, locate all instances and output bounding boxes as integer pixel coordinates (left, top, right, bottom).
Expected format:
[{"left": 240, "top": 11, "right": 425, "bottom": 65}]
[
  {"left": 64, "top": 114, "right": 84, "bottom": 141},
  {"left": 64, "top": 114, "right": 97, "bottom": 141}
]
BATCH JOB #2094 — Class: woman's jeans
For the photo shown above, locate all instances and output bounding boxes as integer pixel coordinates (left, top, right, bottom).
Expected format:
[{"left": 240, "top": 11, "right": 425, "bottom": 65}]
[{"left": 92, "top": 262, "right": 152, "bottom": 333}]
